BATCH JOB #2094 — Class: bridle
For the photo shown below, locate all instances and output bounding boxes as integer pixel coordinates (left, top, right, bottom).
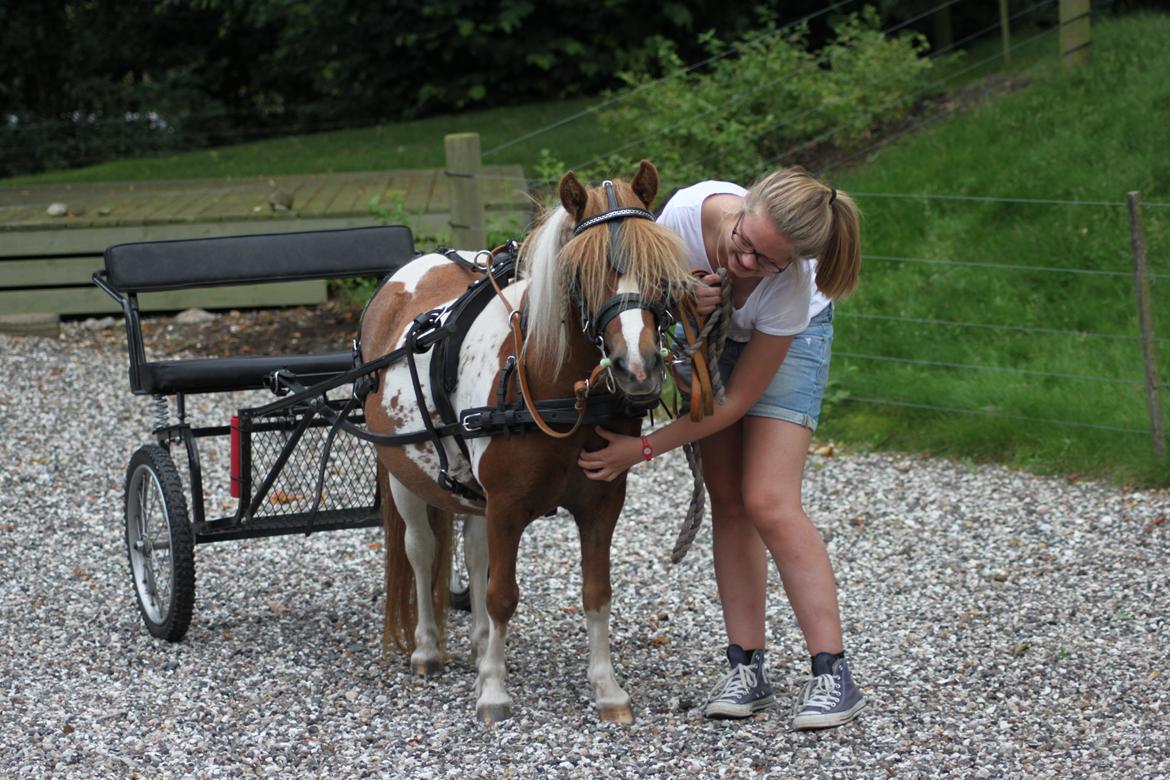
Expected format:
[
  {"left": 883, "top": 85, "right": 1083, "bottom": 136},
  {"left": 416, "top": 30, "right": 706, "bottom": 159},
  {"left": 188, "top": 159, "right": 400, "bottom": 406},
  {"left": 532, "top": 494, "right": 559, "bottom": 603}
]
[
  {"left": 483, "top": 180, "right": 675, "bottom": 440},
  {"left": 570, "top": 180, "right": 671, "bottom": 348}
]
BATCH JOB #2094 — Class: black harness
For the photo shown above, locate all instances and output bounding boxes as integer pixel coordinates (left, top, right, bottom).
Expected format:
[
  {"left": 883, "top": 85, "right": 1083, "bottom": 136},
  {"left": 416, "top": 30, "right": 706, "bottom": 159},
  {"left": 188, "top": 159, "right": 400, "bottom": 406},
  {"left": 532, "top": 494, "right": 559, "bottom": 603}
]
[{"left": 350, "top": 189, "right": 672, "bottom": 501}]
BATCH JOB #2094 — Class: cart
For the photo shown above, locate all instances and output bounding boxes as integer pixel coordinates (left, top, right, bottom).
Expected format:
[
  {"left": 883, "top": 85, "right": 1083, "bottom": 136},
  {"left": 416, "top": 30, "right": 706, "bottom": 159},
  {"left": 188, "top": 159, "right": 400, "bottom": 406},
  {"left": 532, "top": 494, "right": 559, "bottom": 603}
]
[{"left": 94, "top": 225, "right": 419, "bottom": 641}]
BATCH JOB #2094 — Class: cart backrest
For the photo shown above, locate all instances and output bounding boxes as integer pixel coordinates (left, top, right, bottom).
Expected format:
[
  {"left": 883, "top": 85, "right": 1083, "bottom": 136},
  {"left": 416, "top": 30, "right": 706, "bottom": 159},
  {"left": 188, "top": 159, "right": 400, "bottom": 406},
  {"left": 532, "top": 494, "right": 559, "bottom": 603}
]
[{"left": 103, "top": 225, "right": 416, "bottom": 293}]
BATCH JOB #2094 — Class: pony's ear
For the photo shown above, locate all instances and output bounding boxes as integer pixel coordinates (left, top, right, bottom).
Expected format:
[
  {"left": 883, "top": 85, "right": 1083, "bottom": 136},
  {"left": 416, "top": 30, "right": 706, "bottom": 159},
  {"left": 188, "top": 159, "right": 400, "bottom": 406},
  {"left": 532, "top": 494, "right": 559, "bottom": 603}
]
[
  {"left": 559, "top": 171, "right": 589, "bottom": 221},
  {"left": 631, "top": 160, "right": 659, "bottom": 208}
]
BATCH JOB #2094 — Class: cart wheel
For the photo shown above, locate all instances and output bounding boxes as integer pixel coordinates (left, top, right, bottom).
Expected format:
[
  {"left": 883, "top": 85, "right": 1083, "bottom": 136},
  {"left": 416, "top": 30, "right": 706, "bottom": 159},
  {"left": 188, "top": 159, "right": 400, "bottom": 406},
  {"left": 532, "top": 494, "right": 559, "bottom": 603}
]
[
  {"left": 125, "top": 445, "right": 195, "bottom": 641},
  {"left": 450, "top": 529, "right": 471, "bottom": 612}
]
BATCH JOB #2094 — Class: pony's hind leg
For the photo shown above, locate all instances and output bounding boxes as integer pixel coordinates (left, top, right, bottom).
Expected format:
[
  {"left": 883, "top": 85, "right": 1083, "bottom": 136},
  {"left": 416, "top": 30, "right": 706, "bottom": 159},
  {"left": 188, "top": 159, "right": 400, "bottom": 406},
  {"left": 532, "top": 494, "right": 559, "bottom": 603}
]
[
  {"left": 461, "top": 514, "right": 489, "bottom": 663},
  {"left": 574, "top": 507, "right": 634, "bottom": 723},
  {"left": 388, "top": 479, "right": 445, "bottom": 676}
]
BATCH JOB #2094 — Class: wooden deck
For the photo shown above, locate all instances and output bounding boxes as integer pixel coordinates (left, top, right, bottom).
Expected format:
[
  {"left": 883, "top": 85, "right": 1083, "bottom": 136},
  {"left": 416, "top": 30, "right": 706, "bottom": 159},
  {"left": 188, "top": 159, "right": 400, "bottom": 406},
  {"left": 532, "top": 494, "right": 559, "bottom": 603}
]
[{"left": 0, "top": 167, "right": 531, "bottom": 319}]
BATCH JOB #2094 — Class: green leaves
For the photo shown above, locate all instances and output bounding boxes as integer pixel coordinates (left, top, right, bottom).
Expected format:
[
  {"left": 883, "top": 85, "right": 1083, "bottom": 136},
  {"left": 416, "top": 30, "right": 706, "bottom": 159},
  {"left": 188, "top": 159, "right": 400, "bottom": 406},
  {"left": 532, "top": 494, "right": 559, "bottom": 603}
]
[{"left": 594, "top": 10, "right": 933, "bottom": 189}]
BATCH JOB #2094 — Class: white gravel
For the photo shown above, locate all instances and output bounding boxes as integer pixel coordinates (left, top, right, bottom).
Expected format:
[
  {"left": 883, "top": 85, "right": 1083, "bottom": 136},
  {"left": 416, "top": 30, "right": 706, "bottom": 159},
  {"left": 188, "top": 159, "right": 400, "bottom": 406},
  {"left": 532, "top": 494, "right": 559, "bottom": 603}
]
[{"left": 2, "top": 326, "right": 1168, "bottom": 779}]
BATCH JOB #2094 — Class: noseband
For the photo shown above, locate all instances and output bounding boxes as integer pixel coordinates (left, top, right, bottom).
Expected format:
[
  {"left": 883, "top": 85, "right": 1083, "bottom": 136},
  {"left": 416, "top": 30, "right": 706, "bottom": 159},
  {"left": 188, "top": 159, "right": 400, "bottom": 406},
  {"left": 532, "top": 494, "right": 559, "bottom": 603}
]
[{"left": 570, "top": 180, "right": 670, "bottom": 344}]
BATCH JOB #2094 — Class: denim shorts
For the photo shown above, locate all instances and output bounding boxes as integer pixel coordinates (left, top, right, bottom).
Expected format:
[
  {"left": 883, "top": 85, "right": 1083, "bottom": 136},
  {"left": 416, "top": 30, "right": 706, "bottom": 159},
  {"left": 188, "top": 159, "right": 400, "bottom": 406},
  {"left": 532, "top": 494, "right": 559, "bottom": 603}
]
[{"left": 679, "top": 304, "right": 834, "bottom": 431}]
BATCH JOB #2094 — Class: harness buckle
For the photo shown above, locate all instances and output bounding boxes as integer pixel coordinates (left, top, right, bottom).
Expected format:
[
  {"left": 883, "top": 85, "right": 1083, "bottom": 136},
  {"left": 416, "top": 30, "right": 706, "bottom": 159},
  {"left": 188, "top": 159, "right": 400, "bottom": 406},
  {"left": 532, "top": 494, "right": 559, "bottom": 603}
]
[{"left": 460, "top": 412, "right": 484, "bottom": 434}]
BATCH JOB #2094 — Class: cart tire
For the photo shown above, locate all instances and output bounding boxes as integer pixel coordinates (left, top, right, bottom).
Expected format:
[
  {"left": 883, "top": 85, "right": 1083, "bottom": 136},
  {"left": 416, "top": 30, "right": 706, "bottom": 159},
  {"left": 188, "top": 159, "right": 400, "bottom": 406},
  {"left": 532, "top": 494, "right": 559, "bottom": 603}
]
[
  {"left": 125, "top": 445, "right": 195, "bottom": 641},
  {"left": 450, "top": 584, "right": 471, "bottom": 612},
  {"left": 450, "top": 529, "right": 471, "bottom": 612}
]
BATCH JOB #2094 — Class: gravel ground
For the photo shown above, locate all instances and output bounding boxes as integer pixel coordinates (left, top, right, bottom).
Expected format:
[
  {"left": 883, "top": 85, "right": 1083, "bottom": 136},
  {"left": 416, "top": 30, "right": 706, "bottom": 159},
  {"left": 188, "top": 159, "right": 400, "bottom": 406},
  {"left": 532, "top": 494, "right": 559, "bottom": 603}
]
[{"left": 2, "top": 323, "right": 1169, "bottom": 779}]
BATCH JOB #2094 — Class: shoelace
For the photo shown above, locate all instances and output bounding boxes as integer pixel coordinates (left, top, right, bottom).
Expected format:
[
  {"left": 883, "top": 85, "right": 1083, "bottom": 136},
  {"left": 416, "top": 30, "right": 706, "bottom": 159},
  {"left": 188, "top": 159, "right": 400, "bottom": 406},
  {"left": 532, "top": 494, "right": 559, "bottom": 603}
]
[
  {"left": 707, "top": 663, "right": 758, "bottom": 703},
  {"left": 799, "top": 673, "right": 840, "bottom": 711}
]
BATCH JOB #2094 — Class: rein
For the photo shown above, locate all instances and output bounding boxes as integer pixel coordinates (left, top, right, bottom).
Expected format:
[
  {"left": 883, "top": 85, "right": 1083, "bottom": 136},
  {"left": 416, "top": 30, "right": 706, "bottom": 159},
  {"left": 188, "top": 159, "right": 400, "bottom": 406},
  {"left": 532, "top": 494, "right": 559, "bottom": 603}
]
[{"left": 486, "top": 182, "right": 669, "bottom": 440}]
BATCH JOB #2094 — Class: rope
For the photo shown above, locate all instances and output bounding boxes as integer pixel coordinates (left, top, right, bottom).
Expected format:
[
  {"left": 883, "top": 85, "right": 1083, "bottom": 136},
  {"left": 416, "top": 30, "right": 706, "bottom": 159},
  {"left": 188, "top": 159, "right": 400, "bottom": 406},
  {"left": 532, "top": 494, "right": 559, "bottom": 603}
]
[
  {"left": 672, "top": 442, "right": 706, "bottom": 564},
  {"left": 671, "top": 270, "right": 732, "bottom": 563}
]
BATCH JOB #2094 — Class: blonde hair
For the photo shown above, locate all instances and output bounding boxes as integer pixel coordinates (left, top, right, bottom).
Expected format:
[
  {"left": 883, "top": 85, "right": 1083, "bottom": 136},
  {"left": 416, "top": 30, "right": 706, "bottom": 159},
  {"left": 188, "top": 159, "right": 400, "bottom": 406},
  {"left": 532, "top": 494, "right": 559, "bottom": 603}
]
[{"left": 743, "top": 166, "right": 860, "bottom": 299}]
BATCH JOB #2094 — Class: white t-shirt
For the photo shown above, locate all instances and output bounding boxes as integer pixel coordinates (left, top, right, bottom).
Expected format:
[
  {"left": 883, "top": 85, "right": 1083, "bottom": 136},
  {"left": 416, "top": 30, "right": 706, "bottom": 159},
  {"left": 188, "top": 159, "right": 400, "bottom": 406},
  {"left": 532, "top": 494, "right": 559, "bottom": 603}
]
[{"left": 657, "top": 181, "right": 830, "bottom": 342}]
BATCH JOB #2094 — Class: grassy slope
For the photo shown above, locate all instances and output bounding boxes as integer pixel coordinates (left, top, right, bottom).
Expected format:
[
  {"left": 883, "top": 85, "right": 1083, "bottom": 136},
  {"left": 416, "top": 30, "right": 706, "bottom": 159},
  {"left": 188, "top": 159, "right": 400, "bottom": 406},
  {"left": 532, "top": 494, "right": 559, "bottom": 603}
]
[
  {"left": 2, "top": 97, "right": 608, "bottom": 185},
  {"left": 823, "top": 12, "right": 1170, "bottom": 485}
]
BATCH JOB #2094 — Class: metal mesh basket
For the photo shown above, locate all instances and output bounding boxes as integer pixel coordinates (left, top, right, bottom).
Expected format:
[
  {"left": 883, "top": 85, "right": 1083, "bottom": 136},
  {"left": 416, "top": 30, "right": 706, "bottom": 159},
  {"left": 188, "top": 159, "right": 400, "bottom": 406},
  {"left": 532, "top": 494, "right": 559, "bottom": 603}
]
[{"left": 245, "top": 410, "right": 377, "bottom": 519}]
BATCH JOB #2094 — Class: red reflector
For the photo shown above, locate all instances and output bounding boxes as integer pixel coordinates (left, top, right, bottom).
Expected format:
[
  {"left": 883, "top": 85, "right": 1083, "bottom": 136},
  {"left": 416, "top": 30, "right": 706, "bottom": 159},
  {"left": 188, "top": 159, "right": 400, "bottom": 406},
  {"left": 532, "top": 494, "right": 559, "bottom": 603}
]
[{"left": 230, "top": 415, "right": 241, "bottom": 498}]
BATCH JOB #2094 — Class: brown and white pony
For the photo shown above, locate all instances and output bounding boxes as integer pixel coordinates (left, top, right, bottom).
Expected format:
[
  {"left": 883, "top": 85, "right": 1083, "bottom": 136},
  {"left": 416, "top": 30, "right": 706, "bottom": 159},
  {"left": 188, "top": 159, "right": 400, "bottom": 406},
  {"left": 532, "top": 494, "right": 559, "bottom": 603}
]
[{"left": 360, "top": 161, "right": 691, "bottom": 723}]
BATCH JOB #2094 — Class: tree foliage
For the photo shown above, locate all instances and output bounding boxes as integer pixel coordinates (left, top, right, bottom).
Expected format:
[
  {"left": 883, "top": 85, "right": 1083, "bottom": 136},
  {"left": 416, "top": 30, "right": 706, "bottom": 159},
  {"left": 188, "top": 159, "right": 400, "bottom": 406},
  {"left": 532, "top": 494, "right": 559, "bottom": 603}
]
[
  {"left": 595, "top": 8, "right": 932, "bottom": 188},
  {"left": 0, "top": 0, "right": 1019, "bottom": 177}
]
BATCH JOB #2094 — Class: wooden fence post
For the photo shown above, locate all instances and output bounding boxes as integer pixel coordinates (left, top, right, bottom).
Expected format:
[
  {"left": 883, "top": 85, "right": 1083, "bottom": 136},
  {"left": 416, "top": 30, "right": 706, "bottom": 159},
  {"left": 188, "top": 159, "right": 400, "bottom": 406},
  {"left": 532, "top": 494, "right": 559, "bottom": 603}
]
[
  {"left": 932, "top": 4, "right": 953, "bottom": 53},
  {"left": 1127, "top": 191, "right": 1166, "bottom": 459},
  {"left": 1059, "top": 0, "right": 1091, "bottom": 71},
  {"left": 445, "top": 133, "right": 484, "bottom": 250},
  {"left": 999, "top": 0, "right": 1012, "bottom": 66}
]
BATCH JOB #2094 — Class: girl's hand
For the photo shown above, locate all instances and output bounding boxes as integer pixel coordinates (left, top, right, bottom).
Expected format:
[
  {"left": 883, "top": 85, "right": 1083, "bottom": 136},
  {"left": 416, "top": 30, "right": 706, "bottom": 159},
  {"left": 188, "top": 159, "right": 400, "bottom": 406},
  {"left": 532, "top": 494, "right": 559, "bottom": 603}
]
[
  {"left": 692, "top": 273, "right": 722, "bottom": 317},
  {"left": 578, "top": 427, "right": 643, "bottom": 482}
]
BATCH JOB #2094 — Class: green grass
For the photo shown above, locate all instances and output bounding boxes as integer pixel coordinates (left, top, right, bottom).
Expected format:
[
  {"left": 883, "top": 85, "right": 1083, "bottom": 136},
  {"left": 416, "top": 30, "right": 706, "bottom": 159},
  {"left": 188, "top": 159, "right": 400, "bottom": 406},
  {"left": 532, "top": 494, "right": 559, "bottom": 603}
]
[
  {"left": 3, "top": 97, "right": 609, "bottom": 185},
  {"left": 821, "top": 12, "right": 1170, "bottom": 486}
]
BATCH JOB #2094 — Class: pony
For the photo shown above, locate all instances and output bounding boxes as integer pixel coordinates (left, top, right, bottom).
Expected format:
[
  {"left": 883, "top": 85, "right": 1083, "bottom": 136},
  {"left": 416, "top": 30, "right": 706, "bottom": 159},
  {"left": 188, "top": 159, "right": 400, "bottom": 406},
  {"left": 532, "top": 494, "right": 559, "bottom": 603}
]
[{"left": 360, "top": 161, "right": 692, "bottom": 723}]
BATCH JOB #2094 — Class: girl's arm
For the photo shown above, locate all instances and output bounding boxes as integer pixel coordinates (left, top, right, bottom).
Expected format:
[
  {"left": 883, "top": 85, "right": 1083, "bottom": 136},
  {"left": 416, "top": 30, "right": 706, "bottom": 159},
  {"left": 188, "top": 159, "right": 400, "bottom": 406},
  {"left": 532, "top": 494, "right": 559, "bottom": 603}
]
[{"left": 578, "top": 332, "right": 794, "bottom": 481}]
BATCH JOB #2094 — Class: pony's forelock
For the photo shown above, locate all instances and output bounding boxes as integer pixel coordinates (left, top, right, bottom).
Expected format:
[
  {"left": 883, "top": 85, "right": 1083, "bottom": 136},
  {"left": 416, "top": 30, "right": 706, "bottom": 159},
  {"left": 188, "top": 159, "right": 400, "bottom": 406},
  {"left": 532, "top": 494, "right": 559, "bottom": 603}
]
[{"left": 517, "top": 181, "right": 693, "bottom": 375}]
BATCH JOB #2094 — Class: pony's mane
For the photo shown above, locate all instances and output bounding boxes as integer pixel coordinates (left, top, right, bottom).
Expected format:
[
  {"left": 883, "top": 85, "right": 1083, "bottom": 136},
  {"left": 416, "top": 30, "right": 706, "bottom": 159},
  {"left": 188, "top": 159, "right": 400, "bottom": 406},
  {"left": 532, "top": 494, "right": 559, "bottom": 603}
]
[{"left": 517, "top": 178, "right": 693, "bottom": 373}]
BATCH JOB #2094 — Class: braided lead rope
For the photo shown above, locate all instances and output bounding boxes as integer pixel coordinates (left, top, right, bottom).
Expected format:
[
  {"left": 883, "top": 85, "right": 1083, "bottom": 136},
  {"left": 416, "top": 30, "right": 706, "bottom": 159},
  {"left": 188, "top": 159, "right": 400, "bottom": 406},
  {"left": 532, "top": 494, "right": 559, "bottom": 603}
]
[
  {"left": 671, "top": 270, "right": 733, "bottom": 563},
  {"left": 671, "top": 442, "right": 706, "bottom": 564},
  {"left": 695, "top": 269, "right": 732, "bottom": 405}
]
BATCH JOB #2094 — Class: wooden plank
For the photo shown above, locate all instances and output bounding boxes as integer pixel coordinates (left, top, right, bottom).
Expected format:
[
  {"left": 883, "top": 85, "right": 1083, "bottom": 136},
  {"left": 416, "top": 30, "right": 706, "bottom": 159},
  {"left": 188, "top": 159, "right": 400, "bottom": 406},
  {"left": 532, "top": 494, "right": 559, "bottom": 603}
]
[
  {"left": 193, "top": 188, "right": 271, "bottom": 221},
  {"left": 0, "top": 256, "right": 103, "bottom": 286},
  {"left": 0, "top": 280, "right": 328, "bottom": 316},
  {"left": 390, "top": 171, "right": 433, "bottom": 212},
  {"left": 300, "top": 178, "right": 349, "bottom": 217},
  {"left": 0, "top": 216, "right": 387, "bottom": 256},
  {"left": 331, "top": 175, "right": 387, "bottom": 217}
]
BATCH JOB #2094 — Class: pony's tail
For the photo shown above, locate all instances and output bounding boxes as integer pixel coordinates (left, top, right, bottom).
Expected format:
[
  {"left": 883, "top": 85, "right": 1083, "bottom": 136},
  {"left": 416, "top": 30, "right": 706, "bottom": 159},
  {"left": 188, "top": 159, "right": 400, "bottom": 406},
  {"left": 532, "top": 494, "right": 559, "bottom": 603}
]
[{"left": 380, "top": 462, "right": 453, "bottom": 657}]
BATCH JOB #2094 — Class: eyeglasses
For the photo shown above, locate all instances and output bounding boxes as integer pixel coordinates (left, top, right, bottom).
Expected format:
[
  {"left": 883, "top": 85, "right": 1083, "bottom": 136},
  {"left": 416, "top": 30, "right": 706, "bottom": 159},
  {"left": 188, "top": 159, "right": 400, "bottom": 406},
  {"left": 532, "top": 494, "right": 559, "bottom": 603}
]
[{"left": 731, "top": 211, "right": 790, "bottom": 274}]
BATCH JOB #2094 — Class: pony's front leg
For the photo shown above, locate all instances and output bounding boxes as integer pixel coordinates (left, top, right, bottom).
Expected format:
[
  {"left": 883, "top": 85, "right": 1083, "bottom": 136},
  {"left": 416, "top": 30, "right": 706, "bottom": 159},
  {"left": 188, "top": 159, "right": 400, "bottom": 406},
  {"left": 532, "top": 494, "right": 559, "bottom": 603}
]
[
  {"left": 475, "top": 506, "right": 526, "bottom": 724},
  {"left": 575, "top": 509, "right": 634, "bottom": 723},
  {"left": 389, "top": 480, "right": 443, "bottom": 676},
  {"left": 461, "top": 514, "right": 489, "bottom": 662}
]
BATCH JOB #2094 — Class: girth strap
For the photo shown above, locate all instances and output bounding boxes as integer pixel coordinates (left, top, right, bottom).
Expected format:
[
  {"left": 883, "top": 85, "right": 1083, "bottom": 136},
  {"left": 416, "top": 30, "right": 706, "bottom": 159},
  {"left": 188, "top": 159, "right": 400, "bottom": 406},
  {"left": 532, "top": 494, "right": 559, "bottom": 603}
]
[{"left": 459, "top": 393, "right": 652, "bottom": 439}]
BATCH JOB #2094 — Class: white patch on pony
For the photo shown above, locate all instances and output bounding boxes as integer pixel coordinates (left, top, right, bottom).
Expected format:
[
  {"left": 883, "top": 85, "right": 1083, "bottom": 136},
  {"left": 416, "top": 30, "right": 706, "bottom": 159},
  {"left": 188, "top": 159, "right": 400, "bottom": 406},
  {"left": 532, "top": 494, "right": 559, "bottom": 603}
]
[
  {"left": 377, "top": 269, "right": 481, "bottom": 493},
  {"left": 615, "top": 276, "right": 649, "bottom": 383},
  {"left": 388, "top": 252, "right": 467, "bottom": 295},
  {"left": 455, "top": 279, "right": 531, "bottom": 482},
  {"left": 585, "top": 604, "right": 631, "bottom": 713},
  {"left": 387, "top": 475, "right": 442, "bottom": 670}
]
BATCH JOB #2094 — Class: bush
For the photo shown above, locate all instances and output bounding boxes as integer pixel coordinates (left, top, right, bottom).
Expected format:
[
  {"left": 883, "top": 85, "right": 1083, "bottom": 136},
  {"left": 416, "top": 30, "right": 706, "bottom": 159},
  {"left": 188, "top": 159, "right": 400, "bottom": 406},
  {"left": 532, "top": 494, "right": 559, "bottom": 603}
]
[{"left": 596, "top": 7, "right": 933, "bottom": 188}]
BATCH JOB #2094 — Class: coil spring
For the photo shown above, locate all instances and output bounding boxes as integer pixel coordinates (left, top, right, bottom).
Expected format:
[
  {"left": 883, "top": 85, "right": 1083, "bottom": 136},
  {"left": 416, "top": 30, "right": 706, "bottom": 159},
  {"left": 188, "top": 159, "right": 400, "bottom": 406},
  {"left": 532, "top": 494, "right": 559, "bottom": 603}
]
[{"left": 152, "top": 395, "right": 169, "bottom": 431}]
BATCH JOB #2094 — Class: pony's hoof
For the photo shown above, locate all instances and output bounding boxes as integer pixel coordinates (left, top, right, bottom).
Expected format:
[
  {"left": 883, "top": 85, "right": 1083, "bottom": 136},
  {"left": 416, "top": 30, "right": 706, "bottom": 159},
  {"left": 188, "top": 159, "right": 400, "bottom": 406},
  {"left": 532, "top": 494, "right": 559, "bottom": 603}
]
[
  {"left": 411, "top": 659, "right": 444, "bottom": 677},
  {"left": 476, "top": 703, "right": 513, "bottom": 724},
  {"left": 599, "top": 704, "right": 635, "bottom": 724}
]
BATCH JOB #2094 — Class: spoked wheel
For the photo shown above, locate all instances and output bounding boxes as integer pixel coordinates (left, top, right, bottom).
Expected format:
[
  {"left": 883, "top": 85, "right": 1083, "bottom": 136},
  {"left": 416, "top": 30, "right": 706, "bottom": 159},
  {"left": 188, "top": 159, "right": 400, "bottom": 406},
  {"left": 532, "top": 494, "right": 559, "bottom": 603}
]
[
  {"left": 125, "top": 445, "right": 195, "bottom": 641},
  {"left": 450, "top": 527, "right": 471, "bottom": 612}
]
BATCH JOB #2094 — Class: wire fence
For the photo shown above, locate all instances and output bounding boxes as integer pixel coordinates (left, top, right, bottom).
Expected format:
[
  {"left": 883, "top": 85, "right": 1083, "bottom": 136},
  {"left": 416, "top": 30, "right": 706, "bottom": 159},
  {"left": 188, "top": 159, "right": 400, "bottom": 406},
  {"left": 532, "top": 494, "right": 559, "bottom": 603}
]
[
  {"left": 825, "top": 190, "right": 1168, "bottom": 447},
  {"left": 433, "top": 0, "right": 1169, "bottom": 458}
]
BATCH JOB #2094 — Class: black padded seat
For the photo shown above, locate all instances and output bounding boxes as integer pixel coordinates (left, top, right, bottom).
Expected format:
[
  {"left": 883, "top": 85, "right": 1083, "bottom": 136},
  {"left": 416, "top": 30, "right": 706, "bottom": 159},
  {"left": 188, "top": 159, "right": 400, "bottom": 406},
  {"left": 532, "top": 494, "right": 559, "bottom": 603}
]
[
  {"left": 104, "top": 225, "right": 416, "bottom": 292},
  {"left": 136, "top": 351, "right": 354, "bottom": 395}
]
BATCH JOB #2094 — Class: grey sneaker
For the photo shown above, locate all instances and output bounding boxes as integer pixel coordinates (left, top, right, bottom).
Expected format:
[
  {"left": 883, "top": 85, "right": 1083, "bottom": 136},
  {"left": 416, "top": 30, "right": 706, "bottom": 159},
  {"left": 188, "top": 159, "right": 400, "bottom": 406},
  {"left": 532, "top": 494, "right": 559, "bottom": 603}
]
[
  {"left": 703, "top": 645, "right": 775, "bottom": 719},
  {"left": 792, "top": 657, "right": 866, "bottom": 730}
]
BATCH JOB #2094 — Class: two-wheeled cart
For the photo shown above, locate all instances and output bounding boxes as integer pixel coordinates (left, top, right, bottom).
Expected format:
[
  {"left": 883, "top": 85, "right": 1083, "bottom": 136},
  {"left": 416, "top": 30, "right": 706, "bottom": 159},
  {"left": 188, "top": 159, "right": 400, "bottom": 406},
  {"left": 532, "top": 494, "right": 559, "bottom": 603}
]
[{"left": 94, "top": 225, "right": 418, "bottom": 641}]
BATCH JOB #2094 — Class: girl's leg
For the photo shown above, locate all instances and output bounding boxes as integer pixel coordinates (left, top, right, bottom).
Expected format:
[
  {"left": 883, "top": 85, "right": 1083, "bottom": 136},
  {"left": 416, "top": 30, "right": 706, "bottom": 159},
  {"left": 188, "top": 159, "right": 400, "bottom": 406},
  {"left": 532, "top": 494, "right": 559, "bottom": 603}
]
[
  {"left": 740, "top": 416, "right": 842, "bottom": 655},
  {"left": 700, "top": 420, "right": 768, "bottom": 651}
]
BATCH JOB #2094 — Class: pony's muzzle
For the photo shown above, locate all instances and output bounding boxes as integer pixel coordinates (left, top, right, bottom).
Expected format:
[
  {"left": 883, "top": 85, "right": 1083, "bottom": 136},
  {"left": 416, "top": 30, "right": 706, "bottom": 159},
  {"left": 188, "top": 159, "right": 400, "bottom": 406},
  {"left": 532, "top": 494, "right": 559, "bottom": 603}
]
[{"left": 609, "top": 350, "right": 664, "bottom": 398}]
